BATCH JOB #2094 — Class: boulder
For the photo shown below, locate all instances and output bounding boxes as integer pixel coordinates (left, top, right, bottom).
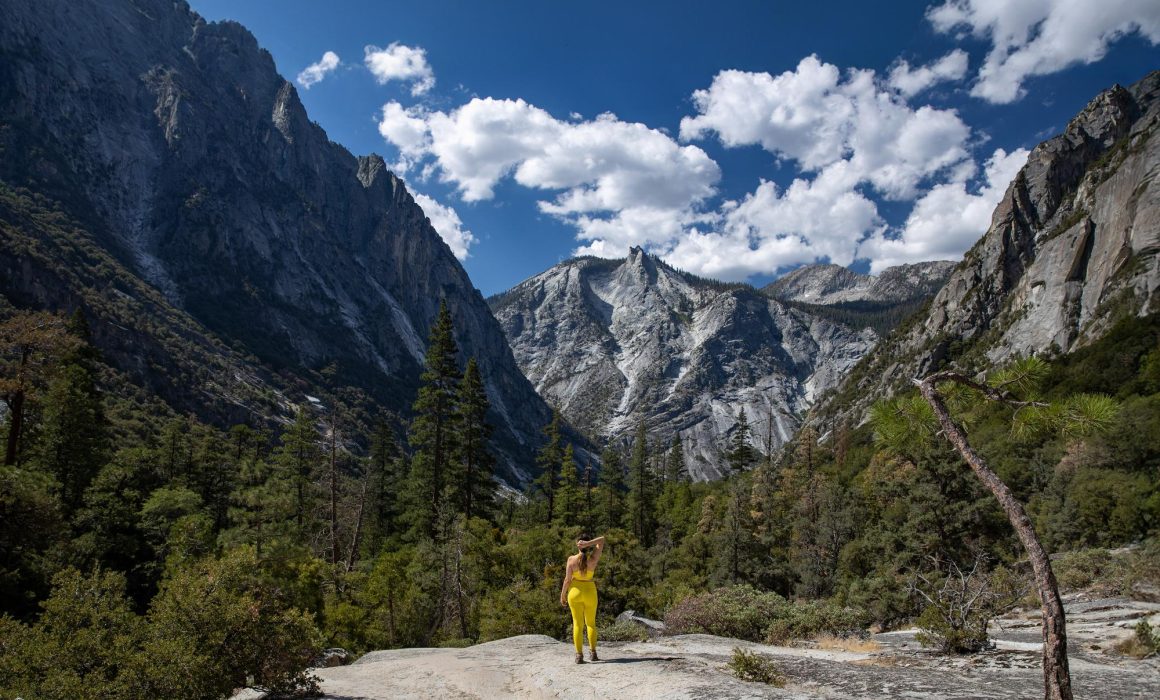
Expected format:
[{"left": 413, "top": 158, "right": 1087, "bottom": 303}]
[
  {"left": 316, "top": 648, "right": 351, "bottom": 668},
  {"left": 616, "top": 609, "right": 667, "bottom": 636}
]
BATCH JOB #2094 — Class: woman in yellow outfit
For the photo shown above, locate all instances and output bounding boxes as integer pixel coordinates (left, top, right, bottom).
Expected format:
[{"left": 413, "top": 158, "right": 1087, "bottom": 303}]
[{"left": 559, "top": 534, "right": 605, "bottom": 663}]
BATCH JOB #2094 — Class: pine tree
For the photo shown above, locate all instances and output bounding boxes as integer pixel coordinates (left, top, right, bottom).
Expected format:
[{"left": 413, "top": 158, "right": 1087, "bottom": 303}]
[
  {"left": 727, "top": 407, "right": 758, "bottom": 473},
  {"left": 274, "top": 409, "right": 322, "bottom": 536},
  {"left": 160, "top": 416, "right": 191, "bottom": 482},
  {"left": 454, "top": 357, "right": 496, "bottom": 521},
  {"left": 533, "top": 409, "right": 563, "bottom": 524},
  {"left": 711, "top": 477, "right": 758, "bottom": 585},
  {"left": 795, "top": 423, "right": 819, "bottom": 475},
  {"left": 0, "top": 311, "right": 78, "bottom": 466},
  {"left": 406, "top": 300, "right": 462, "bottom": 538},
  {"left": 596, "top": 446, "right": 626, "bottom": 532},
  {"left": 366, "top": 420, "right": 404, "bottom": 550},
  {"left": 187, "top": 422, "right": 235, "bottom": 531},
  {"left": 555, "top": 444, "right": 583, "bottom": 526},
  {"left": 625, "top": 419, "right": 657, "bottom": 547},
  {"left": 226, "top": 451, "right": 296, "bottom": 557},
  {"left": 582, "top": 461, "right": 595, "bottom": 532},
  {"left": 38, "top": 323, "right": 108, "bottom": 514}
]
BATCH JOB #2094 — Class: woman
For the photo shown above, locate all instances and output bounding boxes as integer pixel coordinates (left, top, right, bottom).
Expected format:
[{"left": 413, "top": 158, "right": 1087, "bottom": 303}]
[{"left": 559, "top": 534, "right": 605, "bottom": 663}]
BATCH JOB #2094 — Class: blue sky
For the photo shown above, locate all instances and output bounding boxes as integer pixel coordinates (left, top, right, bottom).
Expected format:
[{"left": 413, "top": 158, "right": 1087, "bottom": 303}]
[{"left": 189, "top": 0, "right": 1159, "bottom": 296}]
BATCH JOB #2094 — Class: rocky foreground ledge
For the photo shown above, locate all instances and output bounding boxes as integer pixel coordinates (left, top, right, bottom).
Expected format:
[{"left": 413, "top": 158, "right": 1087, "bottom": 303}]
[{"left": 312, "top": 601, "right": 1160, "bottom": 699}]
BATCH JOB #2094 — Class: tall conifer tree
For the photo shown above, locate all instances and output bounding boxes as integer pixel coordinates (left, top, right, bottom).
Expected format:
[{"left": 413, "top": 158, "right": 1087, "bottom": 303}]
[
  {"left": 555, "top": 443, "right": 583, "bottom": 526},
  {"left": 728, "top": 407, "right": 758, "bottom": 473},
  {"left": 454, "top": 357, "right": 496, "bottom": 521},
  {"left": 533, "top": 409, "right": 563, "bottom": 524},
  {"left": 665, "top": 435, "right": 686, "bottom": 483},
  {"left": 625, "top": 419, "right": 657, "bottom": 547},
  {"left": 407, "top": 300, "right": 462, "bottom": 538},
  {"left": 366, "top": 420, "right": 405, "bottom": 550},
  {"left": 39, "top": 312, "right": 107, "bottom": 513},
  {"left": 275, "top": 409, "right": 322, "bottom": 535},
  {"left": 596, "top": 446, "right": 625, "bottom": 532}
]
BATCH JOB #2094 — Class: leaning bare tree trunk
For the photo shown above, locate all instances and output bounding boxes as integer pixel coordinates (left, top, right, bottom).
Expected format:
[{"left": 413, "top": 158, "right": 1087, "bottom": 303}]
[
  {"left": 345, "top": 471, "right": 369, "bottom": 574},
  {"left": 916, "top": 375, "right": 1072, "bottom": 700},
  {"left": 329, "top": 415, "right": 340, "bottom": 571}
]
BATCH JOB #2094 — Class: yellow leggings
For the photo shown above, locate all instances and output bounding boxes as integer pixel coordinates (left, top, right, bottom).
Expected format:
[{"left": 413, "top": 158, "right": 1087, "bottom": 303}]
[{"left": 567, "top": 581, "right": 598, "bottom": 654}]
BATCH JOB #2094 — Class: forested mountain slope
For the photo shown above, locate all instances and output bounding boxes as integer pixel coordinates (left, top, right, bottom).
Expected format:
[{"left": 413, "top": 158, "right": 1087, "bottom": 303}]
[
  {"left": 815, "top": 70, "right": 1160, "bottom": 429},
  {"left": 0, "top": 0, "right": 551, "bottom": 482}
]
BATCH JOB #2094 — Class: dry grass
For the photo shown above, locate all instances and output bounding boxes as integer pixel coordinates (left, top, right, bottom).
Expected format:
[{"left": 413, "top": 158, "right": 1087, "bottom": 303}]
[
  {"left": 1113, "top": 636, "right": 1157, "bottom": 659},
  {"left": 813, "top": 635, "right": 882, "bottom": 653}
]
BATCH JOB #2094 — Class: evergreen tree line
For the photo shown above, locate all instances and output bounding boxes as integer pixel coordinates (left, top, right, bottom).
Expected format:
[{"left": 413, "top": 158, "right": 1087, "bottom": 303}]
[{"left": 2, "top": 305, "right": 1159, "bottom": 699}]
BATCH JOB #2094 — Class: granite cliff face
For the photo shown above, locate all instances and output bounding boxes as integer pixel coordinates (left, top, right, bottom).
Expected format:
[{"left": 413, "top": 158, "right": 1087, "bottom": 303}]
[
  {"left": 489, "top": 251, "right": 878, "bottom": 480},
  {"left": 815, "top": 71, "right": 1160, "bottom": 427},
  {"left": 764, "top": 261, "right": 955, "bottom": 306},
  {"left": 0, "top": 0, "right": 550, "bottom": 482}
]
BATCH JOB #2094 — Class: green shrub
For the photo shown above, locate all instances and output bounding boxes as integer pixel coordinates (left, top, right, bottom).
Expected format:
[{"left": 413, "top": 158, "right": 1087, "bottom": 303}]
[
  {"left": 1137, "top": 620, "right": 1159, "bottom": 654},
  {"left": 915, "top": 603, "right": 990, "bottom": 654},
  {"left": 912, "top": 563, "right": 1023, "bottom": 654},
  {"left": 438, "top": 637, "right": 475, "bottom": 648},
  {"left": 138, "top": 547, "right": 321, "bottom": 699},
  {"left": 664, "top": 586, "right": 788, "bottom": 641},
  {"left": 763, "top": 600, "right": 867, "bottom": 644},
  {"left": 0, "top": 568, "right": 142, "bottom": 700},
  {"left": 1115, "top": 620, "right": 1160, "bottom": 659},
  {"left": 1053, "top": 548, "right": 1129, "bottom": 593},
  {"left": 600, "top": 619, "right": 651, "bottom": 642},
  {"left": 728, "top": 647, "right": 785, "bottom": 686},
  {"left": 664, "top": 585, "right": 867, "bottom": 644},
  {"left": 478, "top": 578, "right": 564, "bottom": 642}
]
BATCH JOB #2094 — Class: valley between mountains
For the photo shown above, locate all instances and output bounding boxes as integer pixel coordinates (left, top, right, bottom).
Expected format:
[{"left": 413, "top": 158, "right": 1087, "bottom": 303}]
[{"left": 1, "top": 1, "right": 1159, "bottom": 699}]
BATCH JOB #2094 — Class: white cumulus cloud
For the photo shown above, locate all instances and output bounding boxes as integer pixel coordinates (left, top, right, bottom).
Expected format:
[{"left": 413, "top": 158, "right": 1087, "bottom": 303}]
[
  {"left": 662, "top": 161, "right": 885, "bottom": 280},
  {"left": 679, "top": 56, "right": 972, "bottom": 200},
  {"left": 658, "top": 55, "right": 982, "bottom": 279},
  {"left": 859, "top": 147, "right": 1029, "bottom": 272},
  {"left": 373, "top": 52, "right": 1033, "bottom": 281},
  {"left": 376, "top": 97, "right": 721, "bottom": 254},
  {"left": 296, "top": 51, "right": 341, "bottom": 89},
  {"left": 364, "top": 42, "right": 436, "bottom": 96},
  {"left": 888, "top": 49, "right": 970, "bottom": 97},
  {"left": 413, "top": 192, "right": 476, "bottom": 260},
  {"left": 928, "top": 0, "right": 1160, "bottom": 104}
]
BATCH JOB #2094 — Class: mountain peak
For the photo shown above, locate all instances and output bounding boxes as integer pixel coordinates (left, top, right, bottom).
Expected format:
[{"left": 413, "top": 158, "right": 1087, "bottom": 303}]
[
  {"left": 765, "top": 261, "right": 954, "bottom": 306},
  {"left": 489, "top": 252, "right": 878, "bottom": 479}
]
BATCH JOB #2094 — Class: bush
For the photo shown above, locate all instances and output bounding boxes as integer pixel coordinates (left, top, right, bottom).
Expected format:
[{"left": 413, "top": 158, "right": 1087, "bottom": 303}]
[
  {"left": 0, "top": 568, "right": 142, "bottom": 700},
  {"left": 912, "top": 560, "right": 1024, "bottom": 654},
  {"left": 599, "top": 619, "right": 651, "bottom": 642},
  {"left": 1051, "top": 543, "right": 1160, "bottom": 599},
  {"left": 1115, "top": 620, "right": 1160, "bottom": 659},
  {"left": 478, "top": 578, "right": 564, "bottom": 642},
  {"left": 763, "top": 600, "right": 866, "bottom": 644},
  {"left": 438, "top": 637, "right": 475, "bottom": 648},
  {"left": 728, "top": 647, "right": 785, "bottom": 686},
  {"left": 664, "top": 585, "right": 867, "bottom": 644},
  {"left": 1053, "top": 548, "right": 1129, "bottom": 593},
  {"left": 664, "top": 586, "right": 788, "bottom": 641},
  {"left": 139, "top": 547, "right": 322, "bottom": 699}
]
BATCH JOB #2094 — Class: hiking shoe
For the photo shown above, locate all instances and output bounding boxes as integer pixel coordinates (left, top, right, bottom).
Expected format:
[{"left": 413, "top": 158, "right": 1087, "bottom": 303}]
[
  {"left": 589, "top": 649, "right": 599, "bottom": 662},
  {"left": 575, "top": 653, "right": 585, "bottom": 664}
]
